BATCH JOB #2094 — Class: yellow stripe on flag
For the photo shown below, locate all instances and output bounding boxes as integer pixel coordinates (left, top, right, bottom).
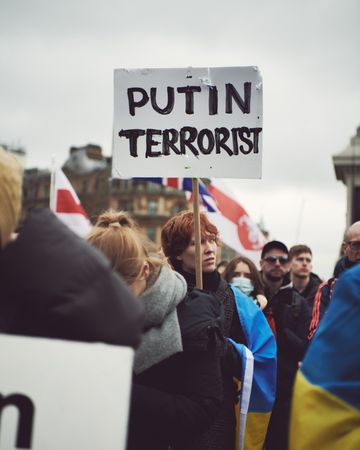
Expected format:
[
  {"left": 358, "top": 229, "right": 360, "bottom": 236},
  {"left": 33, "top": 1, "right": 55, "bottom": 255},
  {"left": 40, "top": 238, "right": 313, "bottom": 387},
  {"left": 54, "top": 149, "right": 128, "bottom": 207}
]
[
  {"left": 244, "top": 412, "right": 271, "bottom": 450},
  {"left": 290, "top": 371, "right": 360, "bottom": 450}
]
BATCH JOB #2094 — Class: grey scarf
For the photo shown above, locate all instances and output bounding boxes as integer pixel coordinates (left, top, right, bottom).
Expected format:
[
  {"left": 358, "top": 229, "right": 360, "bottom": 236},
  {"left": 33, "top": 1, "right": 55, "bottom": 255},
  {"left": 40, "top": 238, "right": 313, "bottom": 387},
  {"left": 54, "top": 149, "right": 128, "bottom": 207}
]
[{"left": 134, "top": 266, "right": 187, "bottom": 374}]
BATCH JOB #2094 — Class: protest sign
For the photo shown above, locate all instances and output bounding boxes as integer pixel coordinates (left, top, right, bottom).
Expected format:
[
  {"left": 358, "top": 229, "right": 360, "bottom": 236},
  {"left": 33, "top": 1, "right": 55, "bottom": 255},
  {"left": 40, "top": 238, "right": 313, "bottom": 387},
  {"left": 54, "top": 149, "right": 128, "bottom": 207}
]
[
  {"left": 112, "top": 66, "right": 263, "bottom": 179},
  {"left": 0, "top": 335, "right": 133, "bottom": 450}
]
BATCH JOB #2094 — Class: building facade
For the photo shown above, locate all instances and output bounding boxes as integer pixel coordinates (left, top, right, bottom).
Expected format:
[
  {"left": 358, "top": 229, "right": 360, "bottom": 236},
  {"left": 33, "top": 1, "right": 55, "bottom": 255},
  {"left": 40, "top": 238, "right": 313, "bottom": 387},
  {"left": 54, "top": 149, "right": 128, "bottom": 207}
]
[
  {"left": 333, "top": 126, "right": 360, "bottom": 226},
  {"left": 22, "top": 144, "right": 188, "bottom": 246}
]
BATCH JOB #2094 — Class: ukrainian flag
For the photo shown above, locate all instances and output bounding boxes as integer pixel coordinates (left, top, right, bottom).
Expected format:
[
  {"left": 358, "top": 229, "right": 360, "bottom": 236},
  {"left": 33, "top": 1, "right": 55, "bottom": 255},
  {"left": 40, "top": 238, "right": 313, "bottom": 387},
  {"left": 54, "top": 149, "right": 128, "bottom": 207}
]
[
  {"left": 228, "top": 286, "right": 277, "bottom": 450},
  {"left": 290, "top": 263, "right": 360, "bottom": 450}
]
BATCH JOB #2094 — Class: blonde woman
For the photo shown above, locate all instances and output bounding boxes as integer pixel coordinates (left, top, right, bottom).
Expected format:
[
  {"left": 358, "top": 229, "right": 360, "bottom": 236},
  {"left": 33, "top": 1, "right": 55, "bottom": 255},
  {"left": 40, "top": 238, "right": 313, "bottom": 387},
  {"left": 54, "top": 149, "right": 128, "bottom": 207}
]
[{"left": 87, "top": 210, "right": 223, "bottom": 450}]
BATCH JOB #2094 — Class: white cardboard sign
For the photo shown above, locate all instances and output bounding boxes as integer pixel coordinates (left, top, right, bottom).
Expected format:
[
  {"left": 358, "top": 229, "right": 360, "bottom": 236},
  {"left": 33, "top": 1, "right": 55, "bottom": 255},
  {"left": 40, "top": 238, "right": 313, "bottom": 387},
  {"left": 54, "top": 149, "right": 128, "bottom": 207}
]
[
  {"left": 0, "top": 335, "right": 134, "bottom": 450},
  {"left": 112, "top": 66, "right": 263, "bottom": 179}
]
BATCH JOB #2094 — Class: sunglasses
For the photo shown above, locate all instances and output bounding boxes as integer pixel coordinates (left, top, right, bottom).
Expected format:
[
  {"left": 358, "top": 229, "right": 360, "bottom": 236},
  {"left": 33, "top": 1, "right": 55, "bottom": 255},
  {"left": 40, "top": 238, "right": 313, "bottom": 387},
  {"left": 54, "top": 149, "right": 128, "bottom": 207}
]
[
  {"left": 264, "top": 256, "right": 288, "bottom": 265},
  {"left": 347, "top": 241, "right": 360, "bottom": 250}
]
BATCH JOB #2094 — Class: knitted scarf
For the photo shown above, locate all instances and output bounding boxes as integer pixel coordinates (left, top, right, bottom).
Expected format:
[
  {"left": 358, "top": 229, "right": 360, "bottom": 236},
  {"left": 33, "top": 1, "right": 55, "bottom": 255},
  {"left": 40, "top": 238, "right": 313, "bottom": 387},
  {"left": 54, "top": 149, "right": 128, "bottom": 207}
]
[{"left": 134, "top": 266, "right": 187, "bottom": 374}]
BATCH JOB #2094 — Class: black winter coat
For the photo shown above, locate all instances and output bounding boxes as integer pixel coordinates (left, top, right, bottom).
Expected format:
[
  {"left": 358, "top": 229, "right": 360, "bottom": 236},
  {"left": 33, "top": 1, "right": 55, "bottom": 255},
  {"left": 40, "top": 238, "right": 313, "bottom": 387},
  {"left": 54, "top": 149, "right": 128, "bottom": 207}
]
[
  {"left": 174, "top": 267, "right": 246, "bottom": 450},
  {"left": 264, "top": 285, "right": 311, "bottom": 450},
  {"left": 0, "top": 208, "right": 144, "bottom": 347},
  {"left": 128, "top": 289, "right": 223, "bottom": 450},
  {"left": 265, "top": 286, "right": 310, "bottom": 398}
]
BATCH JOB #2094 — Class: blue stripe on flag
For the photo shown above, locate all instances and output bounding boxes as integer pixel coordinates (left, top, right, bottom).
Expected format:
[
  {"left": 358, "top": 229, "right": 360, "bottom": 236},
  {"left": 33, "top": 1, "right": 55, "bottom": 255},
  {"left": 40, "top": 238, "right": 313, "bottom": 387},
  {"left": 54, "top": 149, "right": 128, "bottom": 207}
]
[
  {"left": 230, "top": 286, "right": 277, "bottom": 412},
  {"left": 301, "top": 263, "right": 360, "bottom": 410}
]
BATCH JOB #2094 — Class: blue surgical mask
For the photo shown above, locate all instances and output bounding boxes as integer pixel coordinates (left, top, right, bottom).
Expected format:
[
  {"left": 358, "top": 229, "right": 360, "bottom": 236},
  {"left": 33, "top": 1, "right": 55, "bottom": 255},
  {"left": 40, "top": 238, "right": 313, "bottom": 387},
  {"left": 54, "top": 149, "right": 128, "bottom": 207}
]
[{"left": 231, "top": 277, "right": 254, "bottom": 297}]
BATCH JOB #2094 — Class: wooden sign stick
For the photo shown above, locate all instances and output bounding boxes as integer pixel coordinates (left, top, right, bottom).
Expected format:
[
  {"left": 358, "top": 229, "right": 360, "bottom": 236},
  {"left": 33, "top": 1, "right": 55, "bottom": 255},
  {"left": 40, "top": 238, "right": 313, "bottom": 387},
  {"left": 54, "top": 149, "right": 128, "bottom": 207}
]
[{"left": 192, "top": 178, "right": 203, "bottom": 289}]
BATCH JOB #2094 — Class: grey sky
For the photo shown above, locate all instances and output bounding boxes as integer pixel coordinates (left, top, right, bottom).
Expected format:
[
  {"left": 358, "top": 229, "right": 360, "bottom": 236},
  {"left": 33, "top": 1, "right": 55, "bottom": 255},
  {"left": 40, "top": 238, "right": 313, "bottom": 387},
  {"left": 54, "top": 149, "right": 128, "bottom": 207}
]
[{"left": 1, "top": 0, "right": 359, "bottom": 277}]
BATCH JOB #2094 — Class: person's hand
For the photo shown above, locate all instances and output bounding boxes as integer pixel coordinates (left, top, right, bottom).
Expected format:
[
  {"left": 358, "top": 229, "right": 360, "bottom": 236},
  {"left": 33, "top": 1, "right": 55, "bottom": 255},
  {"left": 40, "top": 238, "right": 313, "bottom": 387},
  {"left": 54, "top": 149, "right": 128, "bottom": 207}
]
[{"left": 256, "top": 294, "right": 268, "bottom": 310}]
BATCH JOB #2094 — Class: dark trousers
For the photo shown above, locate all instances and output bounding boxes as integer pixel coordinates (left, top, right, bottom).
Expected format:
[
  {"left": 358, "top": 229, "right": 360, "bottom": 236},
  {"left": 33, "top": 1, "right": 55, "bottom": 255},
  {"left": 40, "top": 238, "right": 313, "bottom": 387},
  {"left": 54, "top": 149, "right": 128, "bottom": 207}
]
[{"left": 265, "top": 396, "right": 291, "bottom": 450}]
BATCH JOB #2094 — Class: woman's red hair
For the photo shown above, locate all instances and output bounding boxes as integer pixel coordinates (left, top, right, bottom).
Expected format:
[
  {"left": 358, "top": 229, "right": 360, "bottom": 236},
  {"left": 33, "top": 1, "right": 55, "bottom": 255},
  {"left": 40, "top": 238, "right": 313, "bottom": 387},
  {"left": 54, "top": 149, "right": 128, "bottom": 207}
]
[{"left": 161, "top": 210, "right": 220, "bottom": 266}]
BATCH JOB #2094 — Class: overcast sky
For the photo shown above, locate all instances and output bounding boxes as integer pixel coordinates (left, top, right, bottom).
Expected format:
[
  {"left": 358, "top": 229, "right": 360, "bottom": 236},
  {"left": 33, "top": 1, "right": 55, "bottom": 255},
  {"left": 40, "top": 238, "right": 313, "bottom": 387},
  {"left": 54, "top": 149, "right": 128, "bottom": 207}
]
[{"left": 1, "top": 0, "right": 359, "bottom": 277}]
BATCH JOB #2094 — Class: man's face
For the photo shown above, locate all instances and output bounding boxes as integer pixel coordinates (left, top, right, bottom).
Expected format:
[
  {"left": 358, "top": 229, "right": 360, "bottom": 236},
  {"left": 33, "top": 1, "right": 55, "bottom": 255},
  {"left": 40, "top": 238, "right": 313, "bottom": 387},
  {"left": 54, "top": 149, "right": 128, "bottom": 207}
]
[
  {"left": 343, "top": 227, "right": 360, "bottom": 263},
  {"left": 177, "top": 233, "right": 218, "bottom": 273},
  {"left": 290, "top": 252, "right": 312, "bottom": 279},
  {"left": 260, "top": 248, "right": 290, "bottom": 282}
]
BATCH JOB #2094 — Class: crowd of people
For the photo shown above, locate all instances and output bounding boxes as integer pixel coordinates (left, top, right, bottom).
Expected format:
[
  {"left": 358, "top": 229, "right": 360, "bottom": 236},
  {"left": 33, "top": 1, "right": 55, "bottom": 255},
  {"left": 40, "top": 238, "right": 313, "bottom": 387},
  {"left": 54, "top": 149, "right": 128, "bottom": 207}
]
[{"left": 1, "top": 147, "right": 359, "bottom": 450}]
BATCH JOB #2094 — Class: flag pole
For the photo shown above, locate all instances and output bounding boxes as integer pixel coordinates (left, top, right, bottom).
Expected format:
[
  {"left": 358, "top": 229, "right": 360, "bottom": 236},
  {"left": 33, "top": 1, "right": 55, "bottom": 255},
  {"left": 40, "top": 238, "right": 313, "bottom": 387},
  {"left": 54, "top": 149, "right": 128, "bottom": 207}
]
[
  {"left": 49, "top": 154, "right": 56, "bottom": 212},
  {"left": 192, "top": 178, "right": 203, "bottom": 289}
]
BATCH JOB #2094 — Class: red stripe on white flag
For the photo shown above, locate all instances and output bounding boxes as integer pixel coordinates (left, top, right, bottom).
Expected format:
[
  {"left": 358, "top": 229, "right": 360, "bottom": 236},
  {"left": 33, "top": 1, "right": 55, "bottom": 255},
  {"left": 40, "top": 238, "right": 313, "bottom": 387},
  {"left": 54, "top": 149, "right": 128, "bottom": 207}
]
[
  {"left": 56, "top": 189, "right": 88, "bottom": 216},
  {"left": 206, "top": 180, "right": 267, "bottom": 266},
  {"left": 53, "top": 169, "right": 92, "bottom": 238}
]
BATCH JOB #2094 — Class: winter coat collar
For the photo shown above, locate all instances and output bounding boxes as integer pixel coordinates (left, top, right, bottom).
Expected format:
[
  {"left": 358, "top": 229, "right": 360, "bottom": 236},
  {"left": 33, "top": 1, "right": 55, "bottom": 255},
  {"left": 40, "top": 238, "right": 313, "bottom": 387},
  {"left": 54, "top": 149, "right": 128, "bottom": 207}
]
[{"left": 173, "top": 261, "right": 221, "bottom": 292}]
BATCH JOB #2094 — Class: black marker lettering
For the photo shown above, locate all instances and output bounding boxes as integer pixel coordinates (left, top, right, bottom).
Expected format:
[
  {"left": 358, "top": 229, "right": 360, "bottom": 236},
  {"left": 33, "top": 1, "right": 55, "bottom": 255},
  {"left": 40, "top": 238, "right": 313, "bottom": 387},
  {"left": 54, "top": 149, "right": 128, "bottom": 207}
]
[
  {"left": 180, "top": 127, "right": 199, "bottom": 155},
  {"left": 231, "top": 128, "right": 240, "bottom": 155},
  {"left": 150, "top": 87, "right": 175, "bottom": 115},
  {"left": 225, "top": 82, "right": 251, "bottom": 114},
  {"left": 119, "top": 129, "right": 145, "bottom": 157},
  {"left": 146, "top": 129, "right": 162, "bottom": 158},
  {"left": 251, "top": 127, "right": 262, "bottom": 153},
  {"left": 163, "top": 129, "right": 181, "bottom": 155},
  {"left": 127, "top": 87, "right": 149, "bottom": 116},
  {"left": 177, "top": 86, "right": 201, "bottom": 114},
  {"left": 239, "top": 127, "right": 253, "bottom": 154},
  {"left": 215, "top": 127, "right": 233, "bottom": 155},
  {"left": 208, "top": 85, "right": 218, "bottom": 115},
  {"left": 197, "top": 129, "right": 215, "bottom": 154}
]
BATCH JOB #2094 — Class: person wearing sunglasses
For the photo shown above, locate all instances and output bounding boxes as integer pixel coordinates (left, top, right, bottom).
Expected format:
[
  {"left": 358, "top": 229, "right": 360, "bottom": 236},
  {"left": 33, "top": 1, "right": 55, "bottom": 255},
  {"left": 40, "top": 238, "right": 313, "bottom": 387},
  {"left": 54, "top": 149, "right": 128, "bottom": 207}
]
[
  {"left": 260, "top": 241, "right": 311, "bottom": 450},
  {"left": 308, "top": 220, "right": 360, "bottom": 341}
]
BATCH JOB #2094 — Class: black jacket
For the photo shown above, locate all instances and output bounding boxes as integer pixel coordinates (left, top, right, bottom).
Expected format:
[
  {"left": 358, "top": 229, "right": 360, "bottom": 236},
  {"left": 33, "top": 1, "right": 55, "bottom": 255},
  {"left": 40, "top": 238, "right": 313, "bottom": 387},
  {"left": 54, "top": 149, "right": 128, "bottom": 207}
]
[
  {"left": 0, "top": 208, "right": 144, "bottom": 348},
  {"left": 300, "top": 273, "right": 322, "bottom": 309},
  {"left": 128, "top": 289, "right": 223, "bottom": 450},
  {"left": 283, "top": 272, "right": 322, "bottom": 310},
  {"left": 174, "top": 266, "right": 246, "bottom": 450},
  {"left": 264, "top": 284, "right": 311, "bottom": 450},
  {"left": 264, "top": 284, "right": 311, "bottom": 398}
]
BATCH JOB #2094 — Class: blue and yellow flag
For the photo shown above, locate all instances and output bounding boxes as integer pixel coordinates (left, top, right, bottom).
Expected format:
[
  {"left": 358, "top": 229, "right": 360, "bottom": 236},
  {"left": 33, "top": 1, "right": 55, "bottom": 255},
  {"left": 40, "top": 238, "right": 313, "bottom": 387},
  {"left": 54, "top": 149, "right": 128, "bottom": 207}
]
[
  {"left": 290, "top": 263, "right": 360, "bottom": 450},
  {"left": 228, "top": 286, "right": 277, "bottom": 450}
]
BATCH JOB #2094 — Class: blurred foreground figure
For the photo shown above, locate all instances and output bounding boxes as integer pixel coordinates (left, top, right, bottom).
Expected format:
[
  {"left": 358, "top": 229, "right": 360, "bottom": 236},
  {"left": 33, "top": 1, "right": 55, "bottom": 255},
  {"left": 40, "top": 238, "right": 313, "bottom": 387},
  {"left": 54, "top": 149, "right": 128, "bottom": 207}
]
[
  {"left": 88, "top": 210, "right": 223, "bottom": 450},
  {"left": 308, "top": 221, "right": 360, "bottom": 339},
  {"left": 0, "top": 148, "right": 143, "bottom": 347},
  {"left": 290, "top": 263, "right": 360, "bottom": 450}
]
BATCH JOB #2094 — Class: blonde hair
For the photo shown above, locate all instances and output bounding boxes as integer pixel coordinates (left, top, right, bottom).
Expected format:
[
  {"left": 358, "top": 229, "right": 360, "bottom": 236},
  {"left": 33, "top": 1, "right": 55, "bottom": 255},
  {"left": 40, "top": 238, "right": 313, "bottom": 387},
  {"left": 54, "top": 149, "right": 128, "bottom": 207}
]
[
  {"left": 0, "top": 149, "right": 22, "bottom": 249},
  {"left": 87, "top": 210, "right": 163, "bottom": 287}
]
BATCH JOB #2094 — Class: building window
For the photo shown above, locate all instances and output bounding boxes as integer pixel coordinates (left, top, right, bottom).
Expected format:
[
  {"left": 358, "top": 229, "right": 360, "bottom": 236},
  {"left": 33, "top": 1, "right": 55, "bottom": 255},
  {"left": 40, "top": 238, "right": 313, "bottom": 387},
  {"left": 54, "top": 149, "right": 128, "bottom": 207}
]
[
  {"left": 172, "top": 202, "right": 185, "bottom": 215},
  {"left": 148, "top": 182, "right": 161, "bottom": 192},
  {"left": 122, "top": 200, "right": 133, "bottom": 212},
  {"left": 148, "top": 200, "right": 158, "bottom": 215},
  {"left": 147, "top": 227, "right": 156, "bottom": 242}
]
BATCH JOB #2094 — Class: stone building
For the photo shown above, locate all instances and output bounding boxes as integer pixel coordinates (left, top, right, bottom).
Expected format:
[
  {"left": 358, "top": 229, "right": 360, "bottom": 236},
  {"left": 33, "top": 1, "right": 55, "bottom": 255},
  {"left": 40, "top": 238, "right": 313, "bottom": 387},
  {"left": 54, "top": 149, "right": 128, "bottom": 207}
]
[
  {"left": 333, "top": 125, "right": 360, "bottom": 226},
  {"left": 22, "top": 144, "right": 188, "bottom": 246}
]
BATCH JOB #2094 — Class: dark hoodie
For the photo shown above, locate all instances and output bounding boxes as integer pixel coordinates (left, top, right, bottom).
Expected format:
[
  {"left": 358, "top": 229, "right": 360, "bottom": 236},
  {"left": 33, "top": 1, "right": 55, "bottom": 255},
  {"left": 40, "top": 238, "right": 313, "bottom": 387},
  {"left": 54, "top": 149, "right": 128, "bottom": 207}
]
[{"left": 0, "top": 208, "right": 144, "bottom": 347}]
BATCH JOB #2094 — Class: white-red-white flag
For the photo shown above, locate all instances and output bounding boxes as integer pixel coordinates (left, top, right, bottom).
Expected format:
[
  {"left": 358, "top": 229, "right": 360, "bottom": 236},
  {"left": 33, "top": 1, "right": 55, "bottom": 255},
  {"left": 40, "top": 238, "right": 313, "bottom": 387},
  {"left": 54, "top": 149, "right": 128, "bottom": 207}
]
[
  {"left": 203, "top": 180, "right": 267, "bottom": 266},
  {"left": 142, "top": 177, "right": 267, "bottom": 266},
  {"left": 52, "top": 168, "right": 92, "bottom": 238}
]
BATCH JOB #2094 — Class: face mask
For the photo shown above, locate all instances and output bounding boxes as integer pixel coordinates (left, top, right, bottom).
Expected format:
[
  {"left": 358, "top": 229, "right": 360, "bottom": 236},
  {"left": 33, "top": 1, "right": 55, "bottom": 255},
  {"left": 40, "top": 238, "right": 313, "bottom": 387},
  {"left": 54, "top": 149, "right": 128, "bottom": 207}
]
[{"left": 231, "top": 276, "right": 254, "bottom": 297}]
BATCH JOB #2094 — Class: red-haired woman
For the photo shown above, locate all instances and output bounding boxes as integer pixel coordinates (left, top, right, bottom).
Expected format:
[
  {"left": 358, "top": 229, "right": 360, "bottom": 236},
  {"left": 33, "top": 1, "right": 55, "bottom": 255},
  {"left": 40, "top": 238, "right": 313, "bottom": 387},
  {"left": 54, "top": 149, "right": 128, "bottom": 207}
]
[{"left": 161, "top": 211, "right": 246, "bottom": 450}]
